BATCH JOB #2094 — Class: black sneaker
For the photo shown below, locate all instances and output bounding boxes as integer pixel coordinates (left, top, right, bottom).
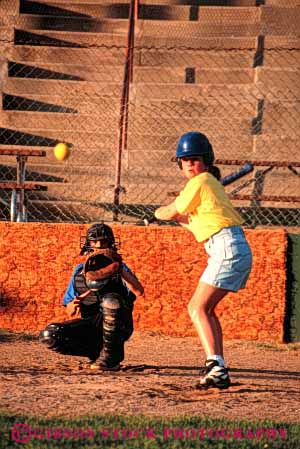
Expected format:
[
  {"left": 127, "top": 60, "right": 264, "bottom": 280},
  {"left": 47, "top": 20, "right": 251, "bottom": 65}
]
[{"left": 196, "top": 359, "right": 230, "bottom": 390}]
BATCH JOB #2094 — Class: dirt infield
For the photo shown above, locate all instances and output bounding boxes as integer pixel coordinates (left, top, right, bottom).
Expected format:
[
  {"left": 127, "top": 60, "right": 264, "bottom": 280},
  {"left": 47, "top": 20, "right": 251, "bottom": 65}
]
[{"left": 0, "top": 330, "right": 299, "bottom": 423}]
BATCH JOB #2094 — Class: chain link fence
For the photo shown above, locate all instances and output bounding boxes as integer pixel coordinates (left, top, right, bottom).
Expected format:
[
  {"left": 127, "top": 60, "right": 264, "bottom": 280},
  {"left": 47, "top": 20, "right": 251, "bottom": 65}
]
[{"left": 0, "top": 0, "right": 299, "bottom": 227}]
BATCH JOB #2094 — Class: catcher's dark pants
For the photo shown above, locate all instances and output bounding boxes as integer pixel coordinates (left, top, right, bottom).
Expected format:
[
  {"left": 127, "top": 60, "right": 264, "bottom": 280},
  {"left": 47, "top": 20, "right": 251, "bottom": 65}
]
[{"left": 39, "top": 294, "right": 134, "bottom": 363}]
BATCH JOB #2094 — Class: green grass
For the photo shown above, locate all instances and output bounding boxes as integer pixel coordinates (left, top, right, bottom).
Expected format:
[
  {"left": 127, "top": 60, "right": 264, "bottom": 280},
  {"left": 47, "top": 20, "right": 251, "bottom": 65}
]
[{"left": 0, "top": 413, "right": 299, "bottom": 449}]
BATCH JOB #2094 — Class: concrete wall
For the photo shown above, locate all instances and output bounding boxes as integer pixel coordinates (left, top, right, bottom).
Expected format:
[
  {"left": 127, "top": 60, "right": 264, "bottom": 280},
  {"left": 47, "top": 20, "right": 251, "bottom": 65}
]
[{"left": 0, "top": 222, "right": 287, "bottom": 342}]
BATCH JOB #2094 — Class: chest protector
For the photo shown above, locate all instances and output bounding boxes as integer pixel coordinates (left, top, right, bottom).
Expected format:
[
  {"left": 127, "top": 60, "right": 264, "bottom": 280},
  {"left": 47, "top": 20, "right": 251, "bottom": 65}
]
[{"left": 74, "top": 269, "right": 130, "bottom": 317}]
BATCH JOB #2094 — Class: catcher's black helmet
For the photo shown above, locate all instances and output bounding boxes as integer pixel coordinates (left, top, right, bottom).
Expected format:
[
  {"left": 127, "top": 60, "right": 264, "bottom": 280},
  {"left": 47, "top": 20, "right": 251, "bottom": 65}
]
[{"left": 80, "top": 223, "right": 118, "bottom": 255}]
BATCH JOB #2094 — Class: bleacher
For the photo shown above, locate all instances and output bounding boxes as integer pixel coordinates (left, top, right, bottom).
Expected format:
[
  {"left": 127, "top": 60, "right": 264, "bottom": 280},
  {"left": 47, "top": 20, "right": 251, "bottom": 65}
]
[{"left": 0, "top": 0, "right": 299, "bottom": 224}]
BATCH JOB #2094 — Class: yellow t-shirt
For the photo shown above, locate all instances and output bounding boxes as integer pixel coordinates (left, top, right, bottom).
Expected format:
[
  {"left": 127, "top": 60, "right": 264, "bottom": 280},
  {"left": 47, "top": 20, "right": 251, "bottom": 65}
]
[{"left": 175, "top": 172, "right": 243, "bottom": 242}]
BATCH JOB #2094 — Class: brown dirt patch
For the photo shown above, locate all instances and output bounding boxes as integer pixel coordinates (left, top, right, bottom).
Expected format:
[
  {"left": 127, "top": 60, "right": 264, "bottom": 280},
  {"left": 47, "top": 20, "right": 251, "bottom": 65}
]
[{"left": 0, "top": 330, "right": 299, "bottom": 423}]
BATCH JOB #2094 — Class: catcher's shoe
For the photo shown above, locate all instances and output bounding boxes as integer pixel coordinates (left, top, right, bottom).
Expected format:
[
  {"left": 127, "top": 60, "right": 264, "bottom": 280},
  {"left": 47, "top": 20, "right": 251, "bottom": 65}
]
[
  {"left": 78, "top": 358, "right": 98, "bottom": 370},
  {"left": 98, "top": 360, "right": 121, "bottom": 372},
  {"left": 197, "top": 359, "right": 230, "bottom": 390},
  {"left": 91, "top": 347, "right": 123, "bottom": 371},
  {"left": 91, "top": 358, "right": 121, "bottom": 372},
  {"left": 86, "top": 358, "right": 121, "bottom": 371}
]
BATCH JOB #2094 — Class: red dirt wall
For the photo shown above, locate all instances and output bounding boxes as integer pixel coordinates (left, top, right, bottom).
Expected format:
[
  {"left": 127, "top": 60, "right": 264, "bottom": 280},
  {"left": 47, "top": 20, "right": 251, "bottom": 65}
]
[{"left": 0, "top": 222, "right": 287, "bottom": 342}]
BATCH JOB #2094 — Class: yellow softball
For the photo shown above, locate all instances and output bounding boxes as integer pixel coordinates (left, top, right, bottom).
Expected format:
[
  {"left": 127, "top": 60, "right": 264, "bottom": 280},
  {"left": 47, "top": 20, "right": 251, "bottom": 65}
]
[{"left": 54, "top": 142, "right": 71, "bottom": 161}]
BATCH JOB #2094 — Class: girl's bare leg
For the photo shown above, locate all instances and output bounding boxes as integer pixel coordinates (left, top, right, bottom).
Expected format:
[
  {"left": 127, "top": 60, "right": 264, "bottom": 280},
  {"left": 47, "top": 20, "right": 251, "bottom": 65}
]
[{"left": 188, "top": 282, "right": 228, "bottom": 358}]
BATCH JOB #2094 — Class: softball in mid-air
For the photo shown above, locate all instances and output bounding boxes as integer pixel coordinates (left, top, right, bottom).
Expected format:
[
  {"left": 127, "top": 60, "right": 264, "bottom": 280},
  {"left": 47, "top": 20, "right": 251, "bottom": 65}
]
[{"left": 54, "top": 142, "right": 71, "bottom": 161}]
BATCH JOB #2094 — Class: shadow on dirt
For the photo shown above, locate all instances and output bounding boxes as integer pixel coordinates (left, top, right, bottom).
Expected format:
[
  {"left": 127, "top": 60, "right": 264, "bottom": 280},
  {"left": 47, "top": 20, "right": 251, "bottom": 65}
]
[
  {"left": 1, "top": 362, "right": 299, "bottom": 385},
  {"left": 0, "top": 329, "right": 38, "bottom": 343},
  {"left": 230, "top": 367, "right": 300, "bottom": 377},
  {"left": 123, "top": 364, "right": 300, "bottom": 378}
]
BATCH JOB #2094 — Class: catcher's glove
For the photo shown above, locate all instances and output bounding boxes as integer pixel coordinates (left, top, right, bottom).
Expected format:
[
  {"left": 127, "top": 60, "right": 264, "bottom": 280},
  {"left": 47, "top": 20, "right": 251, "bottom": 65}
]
[{"left": 84, "top": 249, "right": 122, "bottom": 291}]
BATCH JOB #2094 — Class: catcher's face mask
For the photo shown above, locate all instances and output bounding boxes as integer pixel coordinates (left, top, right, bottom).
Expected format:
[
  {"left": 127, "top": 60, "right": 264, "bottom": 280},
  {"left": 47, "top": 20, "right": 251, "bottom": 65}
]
[
  {"left": 89, "top": 238, "right": 110, "bottom": 249},
  {"left": 80, "top": 223, "right": 120, "bottom": 255}
]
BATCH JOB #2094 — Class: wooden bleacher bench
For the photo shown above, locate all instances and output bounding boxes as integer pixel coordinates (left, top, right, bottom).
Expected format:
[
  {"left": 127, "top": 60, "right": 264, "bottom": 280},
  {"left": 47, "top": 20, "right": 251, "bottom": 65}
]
[
  {"left": 168, "top": 159, "right": 300, "bottom": 204},
  {"left": 214, "top": 159, "right": 300, "bottom": 168},
  {"left": 0, "top": 148, "right": 48, "bottom": 221},
  {"left": 0, "top": 149, "right": 46, "bottom": 157},
  {"left": 0, "top": 182, "right": 48, "bottom": 190}
]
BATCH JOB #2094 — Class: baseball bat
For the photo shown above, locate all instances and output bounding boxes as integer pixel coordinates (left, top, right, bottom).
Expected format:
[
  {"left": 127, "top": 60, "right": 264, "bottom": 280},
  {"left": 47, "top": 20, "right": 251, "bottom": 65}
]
[{"left": 221, "top": 163, "right": 254, "bottom": 186}]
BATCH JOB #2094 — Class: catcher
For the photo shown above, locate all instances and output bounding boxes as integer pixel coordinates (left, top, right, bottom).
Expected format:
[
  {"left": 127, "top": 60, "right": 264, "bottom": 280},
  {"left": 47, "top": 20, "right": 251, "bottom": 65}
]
[{"left": 39, "top": 223, "right": 144, "bottom": 371}]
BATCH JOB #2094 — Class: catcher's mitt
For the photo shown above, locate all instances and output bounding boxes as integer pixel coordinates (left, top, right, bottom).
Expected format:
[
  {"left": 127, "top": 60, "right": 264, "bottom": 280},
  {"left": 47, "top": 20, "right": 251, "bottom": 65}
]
[{"left": 83, "top": 249, "right": 122, "bottom": 291}]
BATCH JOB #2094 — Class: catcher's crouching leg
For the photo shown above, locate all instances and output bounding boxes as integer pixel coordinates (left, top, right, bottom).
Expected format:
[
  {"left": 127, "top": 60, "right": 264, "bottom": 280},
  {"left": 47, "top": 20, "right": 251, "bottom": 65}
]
[
  {"left": 39, "top": 318, "right": 102, "bottom": 362},
  {"left": 98, "top": 293, "right": 124, "bottom": 370},
  {"left": 120, "top": 301, "right": 134, "bottom": 343}
]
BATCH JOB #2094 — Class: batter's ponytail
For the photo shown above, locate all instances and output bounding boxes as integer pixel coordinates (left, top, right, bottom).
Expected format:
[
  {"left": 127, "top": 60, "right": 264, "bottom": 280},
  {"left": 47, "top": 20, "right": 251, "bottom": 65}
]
[{"left": 208, "top": 165, "right": 221, "bottom": 181}]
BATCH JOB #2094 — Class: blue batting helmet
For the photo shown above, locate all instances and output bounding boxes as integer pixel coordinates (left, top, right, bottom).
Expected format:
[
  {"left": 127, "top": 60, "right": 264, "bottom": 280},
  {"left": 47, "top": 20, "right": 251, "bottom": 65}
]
[{"left": 176, "top": 132, "right": 214, "bottom": 165}]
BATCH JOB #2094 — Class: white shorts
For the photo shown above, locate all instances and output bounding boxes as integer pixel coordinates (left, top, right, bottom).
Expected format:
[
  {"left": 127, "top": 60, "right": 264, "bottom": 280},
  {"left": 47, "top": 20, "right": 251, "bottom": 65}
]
[{"left": 200, "top": 226, "right": 252, "bottom": 292}]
